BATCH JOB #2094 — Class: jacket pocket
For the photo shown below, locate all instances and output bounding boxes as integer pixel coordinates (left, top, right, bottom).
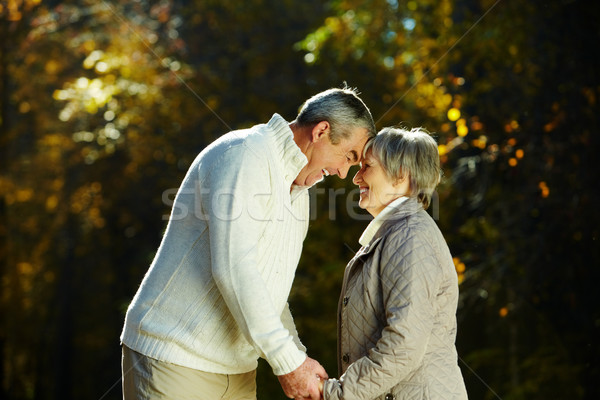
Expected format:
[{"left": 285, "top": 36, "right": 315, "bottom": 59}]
[{"left": 380, "top": 381, "right": 429, "bottom": 400}]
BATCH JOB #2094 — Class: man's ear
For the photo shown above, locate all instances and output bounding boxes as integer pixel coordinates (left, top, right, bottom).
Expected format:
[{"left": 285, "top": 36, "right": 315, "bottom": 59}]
[{"left": 311, "top": 121, "right": 330, "bottom": 143}]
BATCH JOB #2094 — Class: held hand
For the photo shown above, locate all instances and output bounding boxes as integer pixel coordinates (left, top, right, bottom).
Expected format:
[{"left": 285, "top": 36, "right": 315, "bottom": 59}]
[
  {"left": 277, "top": 357, "right": 328, "bottom": 400},
  {"left": 318, "top": 377, "right": 324, "bottom": 399}
]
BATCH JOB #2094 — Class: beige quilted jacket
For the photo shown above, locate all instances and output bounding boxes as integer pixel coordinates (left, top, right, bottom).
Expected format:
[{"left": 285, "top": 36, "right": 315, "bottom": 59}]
[{"left": 323, "top": 198, "right": 468, "bottom": 400}]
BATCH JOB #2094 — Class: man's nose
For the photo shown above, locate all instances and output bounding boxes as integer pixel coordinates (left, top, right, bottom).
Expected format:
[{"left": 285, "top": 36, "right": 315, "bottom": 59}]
[
  {"left": 352, "top": 168, "right": 362, "bottom": 185},
  {"left": 338, "top": 165, "right": 351, "bottom": 179}
]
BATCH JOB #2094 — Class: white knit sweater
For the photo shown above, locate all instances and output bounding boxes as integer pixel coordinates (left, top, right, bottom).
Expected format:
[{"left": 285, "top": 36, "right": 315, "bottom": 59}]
[{"left": 121, "top": 114, "right": 310, "bottom": 375}]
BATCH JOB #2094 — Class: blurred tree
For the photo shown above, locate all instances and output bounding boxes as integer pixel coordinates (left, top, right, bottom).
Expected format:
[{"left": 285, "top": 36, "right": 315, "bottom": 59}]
[
  {"left": 1, "top": 0, "right": 195, "bottom": 398},
  {"left": 296, "top": 0, "right": 600, "bottom": 399}
]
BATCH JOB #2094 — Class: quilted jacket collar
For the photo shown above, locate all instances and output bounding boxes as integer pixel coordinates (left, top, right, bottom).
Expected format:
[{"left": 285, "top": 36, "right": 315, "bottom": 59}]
[
  {"left": 358, "top": 197, "right": 408, "bottom": 246},
  {"left": 342, "top": 197, "right": 424, "bottom": 310},
  {"left": 358, "top": 197, "right": 423, "bottom": 256}
]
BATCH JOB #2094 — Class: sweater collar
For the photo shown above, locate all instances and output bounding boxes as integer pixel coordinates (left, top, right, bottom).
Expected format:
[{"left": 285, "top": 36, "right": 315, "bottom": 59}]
[
  {"left": 266, "top": 113, "right": 308, "bottom": 192},
  {"left": 358, "top": 196, "right": 422, "bottom": 246}
]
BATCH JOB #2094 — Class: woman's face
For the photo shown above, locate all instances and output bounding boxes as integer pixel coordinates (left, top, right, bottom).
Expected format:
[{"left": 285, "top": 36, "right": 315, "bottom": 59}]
[{"left": 353, "top": 150, "right": 410, "bottom": 217}]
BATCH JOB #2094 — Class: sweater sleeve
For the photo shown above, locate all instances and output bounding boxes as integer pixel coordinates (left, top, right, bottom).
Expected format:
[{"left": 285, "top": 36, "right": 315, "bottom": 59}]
[
  {"left": 281, "top": 302, "right": 307, "bottom": 353},
  {"left": 324, "top": 229, "right": 440, "bottom": 400},
  {"left": 204, "top": 145, "right": 306, "bottom": 376}
]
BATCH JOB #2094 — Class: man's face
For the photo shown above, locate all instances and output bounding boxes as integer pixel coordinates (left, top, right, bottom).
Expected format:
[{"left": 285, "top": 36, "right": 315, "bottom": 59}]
[{"left": 294, "top": 126, "right": 370, "bottom": 187}]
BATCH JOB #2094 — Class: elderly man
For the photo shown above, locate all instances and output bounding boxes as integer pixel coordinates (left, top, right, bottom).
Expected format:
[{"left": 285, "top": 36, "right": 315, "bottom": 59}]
[{"left": 121, "top": 87, "right": 376, "bottom": 400}]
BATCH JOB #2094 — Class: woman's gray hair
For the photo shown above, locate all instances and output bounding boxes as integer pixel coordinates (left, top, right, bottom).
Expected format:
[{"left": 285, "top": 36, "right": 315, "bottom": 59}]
[
  {"left": 365, "top": 126, "right": 441, "bottom": 209},
  {"left": 295, "top": 86, "right": 376, "bottom": 143}
]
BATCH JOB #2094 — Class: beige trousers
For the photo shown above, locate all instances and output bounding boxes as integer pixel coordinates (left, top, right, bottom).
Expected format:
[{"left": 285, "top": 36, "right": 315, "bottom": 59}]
[{"left": 122, "top": 346, "right": 257, "bottom": 400}]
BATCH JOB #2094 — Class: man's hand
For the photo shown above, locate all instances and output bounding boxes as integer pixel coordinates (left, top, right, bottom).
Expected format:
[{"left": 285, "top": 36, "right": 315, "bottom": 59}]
[{"left": 277, "top": 357, "right": 328, "bottom": 400}]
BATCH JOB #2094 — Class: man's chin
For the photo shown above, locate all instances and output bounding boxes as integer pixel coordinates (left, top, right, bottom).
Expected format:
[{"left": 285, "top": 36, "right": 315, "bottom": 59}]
[
  {"left": 312, "top": 175, "right": 325, "bottom": 185},
  {"left": 304, "top": 174, "right": 325, "bottom": 187},
  {"left": 292, "top": 176, "right": 323, "bottom": 188}
]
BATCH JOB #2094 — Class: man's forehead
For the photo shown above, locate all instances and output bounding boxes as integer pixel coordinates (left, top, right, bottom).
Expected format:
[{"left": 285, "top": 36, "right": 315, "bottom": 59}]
[
  {"left": 345, "top": 127, "right": 369, "bottom": 145},
  {"left": 346, "top": 128, "right": 370, "bottom": 157}
]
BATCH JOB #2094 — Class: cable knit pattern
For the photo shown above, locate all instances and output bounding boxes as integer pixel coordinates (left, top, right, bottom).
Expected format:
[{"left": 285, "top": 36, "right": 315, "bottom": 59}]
[
  {"left": 324, "top": 198, "right": 468, "bottom": 400},
  {"left": 121, "top": 114, "right": 309, "bottom": 376}
]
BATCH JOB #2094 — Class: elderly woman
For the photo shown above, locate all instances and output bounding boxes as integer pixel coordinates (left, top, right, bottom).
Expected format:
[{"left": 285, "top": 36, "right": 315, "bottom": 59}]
[{"left": 321, "top": 127, "right": 468, "bottom": 400}]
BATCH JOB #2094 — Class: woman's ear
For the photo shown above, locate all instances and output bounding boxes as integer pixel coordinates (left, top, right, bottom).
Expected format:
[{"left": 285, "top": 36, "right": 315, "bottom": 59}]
[{"left": 394, "top": 173, "right": 411, "bottom": 195}]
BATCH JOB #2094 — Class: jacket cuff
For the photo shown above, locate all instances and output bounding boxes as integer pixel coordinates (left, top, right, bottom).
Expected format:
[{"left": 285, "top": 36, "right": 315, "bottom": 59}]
[{"left": 323, "top": 378, "right": 341, "bottom": 400}]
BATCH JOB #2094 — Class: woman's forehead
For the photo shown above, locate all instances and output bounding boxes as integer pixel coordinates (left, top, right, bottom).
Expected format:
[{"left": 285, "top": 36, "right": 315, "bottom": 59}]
[{"left": 363, "top": 149, "right": 378, "bottom": 163}]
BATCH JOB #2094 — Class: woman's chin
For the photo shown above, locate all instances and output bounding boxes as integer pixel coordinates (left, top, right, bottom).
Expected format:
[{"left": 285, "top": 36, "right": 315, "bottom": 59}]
[
  {"left": 357, "top": 201, "right": 369, "bottom": 212},
  {"left": 366, "top": 209, "right": 378, "bottom": 217}
]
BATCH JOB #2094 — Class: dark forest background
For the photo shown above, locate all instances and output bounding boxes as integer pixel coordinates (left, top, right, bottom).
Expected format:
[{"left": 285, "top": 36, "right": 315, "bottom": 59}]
[{"left": 1, "top": 0, "right": 599, "bottom": 399}]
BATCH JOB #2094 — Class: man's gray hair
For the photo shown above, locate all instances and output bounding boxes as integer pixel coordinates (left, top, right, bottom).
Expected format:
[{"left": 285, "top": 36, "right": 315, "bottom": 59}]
[
  {"left": 295, "top": 85, "right": 376, "bottom": 143},
  {"left": 365, "top": 126, "right": 441, "bottom": 209}
]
